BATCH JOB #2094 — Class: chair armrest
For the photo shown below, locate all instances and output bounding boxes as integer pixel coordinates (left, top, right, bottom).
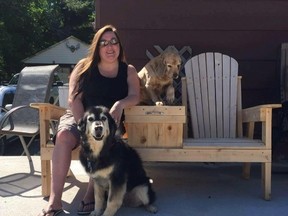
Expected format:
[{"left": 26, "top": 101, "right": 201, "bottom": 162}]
[
  {"left": 242, "top": 104, "right": 281, "bottom": 123},
  {"left": 0, "top": 106, "right": 8, "bottom": 113},
  {"left": 0, "top": 105, "right": 33, "bottom": 129}
]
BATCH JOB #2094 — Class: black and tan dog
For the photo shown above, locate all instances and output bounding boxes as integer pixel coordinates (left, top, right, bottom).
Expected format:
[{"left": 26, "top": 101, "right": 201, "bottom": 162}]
[{"left": 78, "top": 106, "right": 157, "bottom": 216}]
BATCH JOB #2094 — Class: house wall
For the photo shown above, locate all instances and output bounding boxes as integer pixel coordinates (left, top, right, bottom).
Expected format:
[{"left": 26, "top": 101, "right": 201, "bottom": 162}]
[{"left": 95, "top": 0, "right": 288, "bottom": 107}]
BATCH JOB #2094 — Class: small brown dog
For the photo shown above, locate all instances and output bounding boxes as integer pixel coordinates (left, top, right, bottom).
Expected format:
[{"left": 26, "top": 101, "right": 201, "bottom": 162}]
[{"left": 138, "top": 48, "right": 181, "bottom": 105}]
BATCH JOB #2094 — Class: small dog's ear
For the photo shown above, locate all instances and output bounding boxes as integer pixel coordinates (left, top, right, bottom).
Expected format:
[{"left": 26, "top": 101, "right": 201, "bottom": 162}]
[
  {"left": 77, "top": 117, "right": 86, "bottom": 134},
  {"left": 151, "top": 53, "right": 166, "bottom": 76}
]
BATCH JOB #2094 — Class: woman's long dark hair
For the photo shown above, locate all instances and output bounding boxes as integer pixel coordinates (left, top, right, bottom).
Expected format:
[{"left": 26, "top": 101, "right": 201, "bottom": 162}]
[{"left": 73, "top": 24, "right": 126, "bottom": 99}]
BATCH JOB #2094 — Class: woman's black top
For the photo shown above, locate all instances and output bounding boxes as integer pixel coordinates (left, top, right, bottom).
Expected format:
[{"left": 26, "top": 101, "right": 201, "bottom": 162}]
[{"left": 82, "top": 61, "right": 128, "bottom": 110}]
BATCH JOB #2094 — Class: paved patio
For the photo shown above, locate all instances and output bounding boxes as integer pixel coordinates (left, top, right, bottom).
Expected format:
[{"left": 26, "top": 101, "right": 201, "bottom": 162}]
[{"left": 1, "top": 156, "right": 288, "bottom": 216}]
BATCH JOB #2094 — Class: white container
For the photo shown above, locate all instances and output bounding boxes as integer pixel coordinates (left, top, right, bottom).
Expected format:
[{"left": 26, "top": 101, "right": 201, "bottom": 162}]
[{"left": 58, "top": 84, "right": 69, "bottom": 108}]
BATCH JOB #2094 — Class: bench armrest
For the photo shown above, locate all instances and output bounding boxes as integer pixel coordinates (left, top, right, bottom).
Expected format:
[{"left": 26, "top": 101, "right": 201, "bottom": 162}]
[
  {"left": 242, "top": 104, "right": 281, "bottom": 123},
  {"left": 30, "top": 103, "right": 66, "bottom": 121}
]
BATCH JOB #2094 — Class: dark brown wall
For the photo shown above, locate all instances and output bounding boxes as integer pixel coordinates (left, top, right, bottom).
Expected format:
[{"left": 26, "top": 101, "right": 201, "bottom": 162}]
[{"left": 95, "top": 0, "right": 288, "bottom": 107}]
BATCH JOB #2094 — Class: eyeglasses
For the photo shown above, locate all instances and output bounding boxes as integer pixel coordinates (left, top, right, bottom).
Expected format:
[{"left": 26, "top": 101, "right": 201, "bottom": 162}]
[{"left": 99, "top": 38, "right": 119, "bottom": 47}]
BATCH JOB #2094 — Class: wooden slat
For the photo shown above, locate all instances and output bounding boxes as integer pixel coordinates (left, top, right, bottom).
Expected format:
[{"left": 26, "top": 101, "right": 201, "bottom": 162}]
[
  {"left": 262, "top": 163, "right": 272, "bottom": 200},
  {"left": 192, "top": 55, "right": 204, "bottom": 137},
  {"left": 181, "top": 77, "right": 188, "bottom": 139},
  {"left": 229, "top": 57, "right": 238, "bottom": 137},
  {"left": 199, "top": 53, "right": 210, "bottom": 137},
  {"left": 125, "top": 115, "right": 186, "bottom": 123},
  {"left": 127, "top": 122, "right": 183, "bottom": 148},
  {"left": 237, "top": 76, "right": 243, "bottom": 137},
  {"left": 183, "top": 138, "right": 265, "bottom": 149},
  {"left": 215, "top": 53, "right": 223, "bottom": 137},
  {"left": 185, "top": 57, "right": 200, "bottom": 138},
  {"left": 222, "top": 54, "right": 231, "bottom": 137},
  {"left": 242, "top": 105, "right": 281, "bottom": 123},
  {"left": 125, "top": 106, "right": 185, "bottom": 115},
  {"left": 41, "top": 146, "right": 80, "bottom": 160},
  {"left": 135, "top": 148, "right": 271, "bottom": 163},
  {"left": 206, "top": 53, "right": 217, "bottom": 137}
]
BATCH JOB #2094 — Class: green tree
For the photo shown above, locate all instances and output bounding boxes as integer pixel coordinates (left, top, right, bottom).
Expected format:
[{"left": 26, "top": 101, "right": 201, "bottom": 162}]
[{"left": 0, "top": 0, "right": 94, "bottom": 82}]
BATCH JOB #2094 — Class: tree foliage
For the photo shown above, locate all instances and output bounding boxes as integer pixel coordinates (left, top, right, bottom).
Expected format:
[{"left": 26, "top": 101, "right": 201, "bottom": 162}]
[{"left": 0, "top": 0, "right": 95, "bottom": 81}]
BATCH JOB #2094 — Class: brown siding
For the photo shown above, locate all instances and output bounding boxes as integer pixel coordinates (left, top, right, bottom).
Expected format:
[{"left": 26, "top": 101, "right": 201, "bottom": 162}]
[{"left": 95, "top": 0, "right": 288, "bottom": 107}]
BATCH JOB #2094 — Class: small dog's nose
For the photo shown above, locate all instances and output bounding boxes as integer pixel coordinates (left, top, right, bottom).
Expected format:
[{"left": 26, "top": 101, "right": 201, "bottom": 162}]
[{"left": 173, "top": 73, "right": 179, "bottom": 79}]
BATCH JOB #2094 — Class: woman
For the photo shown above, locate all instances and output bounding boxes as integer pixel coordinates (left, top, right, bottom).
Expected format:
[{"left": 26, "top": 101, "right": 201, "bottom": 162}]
[{"left": 39, "top": 24, "right": 140, "bottom": 216}]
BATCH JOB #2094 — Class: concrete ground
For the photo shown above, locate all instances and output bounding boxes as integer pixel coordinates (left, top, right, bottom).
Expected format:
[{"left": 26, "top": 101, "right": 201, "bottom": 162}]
[{"left": 1, "top": 155, "right": 288, "bottom": 216}]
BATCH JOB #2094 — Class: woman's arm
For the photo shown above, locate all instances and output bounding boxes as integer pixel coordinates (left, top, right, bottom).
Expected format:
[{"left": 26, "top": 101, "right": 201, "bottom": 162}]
[
  {"left": 110, "top": 64, "right": 140, "bottom": 123},
  {"left": 68, "top": 62, "right": 85, "bottom": 123}
]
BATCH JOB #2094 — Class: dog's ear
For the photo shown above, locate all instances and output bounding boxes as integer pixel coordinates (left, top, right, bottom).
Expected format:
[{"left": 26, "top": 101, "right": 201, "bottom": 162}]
[
  {"left": 106, "top": 111, "right": 117, "bottom": 136},
  {"left": 77, "top": 117, "right": 86, "bottom": 134},
  {"left": 110, "top": 116, "right": 118, "bottom": 136},
  {"left": 151, "top": 53, "right": 167, "bottom": 76}
]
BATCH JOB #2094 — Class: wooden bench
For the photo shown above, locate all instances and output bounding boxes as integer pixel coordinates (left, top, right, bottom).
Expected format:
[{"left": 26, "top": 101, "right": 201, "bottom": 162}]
[{"left": 32, "top": 52, "right": 281, "bottom": 200}]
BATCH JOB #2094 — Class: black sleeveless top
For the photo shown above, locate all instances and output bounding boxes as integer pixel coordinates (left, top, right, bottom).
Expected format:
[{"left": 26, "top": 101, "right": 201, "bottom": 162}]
[{"left": 82, "top": 62, "right": 128, "bottom": 110}]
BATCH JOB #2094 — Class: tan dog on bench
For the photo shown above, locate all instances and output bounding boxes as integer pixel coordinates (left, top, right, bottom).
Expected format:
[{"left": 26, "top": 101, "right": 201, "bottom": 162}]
[{"left": 138, "top": 48, "right": 181, "bottom": 105}]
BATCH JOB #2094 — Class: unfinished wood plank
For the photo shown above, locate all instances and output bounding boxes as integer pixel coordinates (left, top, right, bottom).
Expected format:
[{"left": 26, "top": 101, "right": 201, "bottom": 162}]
[
  {"left": 192, "top": 55, "right": 205, "bottom": 137},
  {"left": 222, "top": 54, "right": 231, "bottom": 137},
  {"left": 125, "top": 115, "right": 186, "bottom": 123},
  {"left": 125, "top": 106, "right": 185, "bottom": 115},
  {"left": 135, "top": 148, "right": 271, "bottom": 162},
  {"left": 237, "top": 76, "right": 243, "bottom": 137},
  {"left": 230, "top": 58, "right": 238, "bottom": 137},
  {"left": 185, "top": 58, "right": 200, "bottom": 137},
  {"left": 215, "top": 53, "right": 223, "bottom": 137},
  {"left": 41, "top": 160, "right": 51, "bottom": 197},
  {"left": 206, "top": 53, "right": 217, "bottom": 138},
  {"left": 183, "top": 138, "right": 265, "bottom": 149},
  {"left": 199, "top": 53, "right": 211, "bottom": 137},
  {"left": 262, "top": 162, "right": 272, "bottom": 200}
]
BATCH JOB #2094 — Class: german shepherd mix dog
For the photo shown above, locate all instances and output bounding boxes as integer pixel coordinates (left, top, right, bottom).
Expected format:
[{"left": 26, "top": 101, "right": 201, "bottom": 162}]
[{"left": 78, "top": 106, "right": 157, "bottom": 216}]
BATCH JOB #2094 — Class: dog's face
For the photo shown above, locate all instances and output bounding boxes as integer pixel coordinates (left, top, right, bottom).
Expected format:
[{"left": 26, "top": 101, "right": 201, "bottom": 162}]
[
  {"left": 78, "top": 106, "right": 117, "bottom": 154},
  {"left": 161, "top": 51, "right": 182, "bottom": 79}
]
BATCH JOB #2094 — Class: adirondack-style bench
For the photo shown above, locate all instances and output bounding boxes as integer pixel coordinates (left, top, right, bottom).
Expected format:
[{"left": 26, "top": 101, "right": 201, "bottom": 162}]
[
  {"left": 125, "top": 53, "right": 281, "bottom": 201},
  {"left": 31, "top": 52, "right": 280, "bottom": 200}
]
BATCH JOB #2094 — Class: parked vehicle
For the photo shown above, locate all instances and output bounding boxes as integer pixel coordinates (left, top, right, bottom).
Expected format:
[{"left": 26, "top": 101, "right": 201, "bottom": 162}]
[
  {"left": 0, "top": 73, "right": 18, "bottom": 119},
  {"left": 0, "top": 73, "right": 63, "bottom": 112}
]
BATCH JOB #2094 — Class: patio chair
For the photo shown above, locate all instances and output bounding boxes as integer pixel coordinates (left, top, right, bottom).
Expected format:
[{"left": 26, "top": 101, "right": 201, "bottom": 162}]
[{"left": 0, "top": 65, "right": 59, "bottom": 165}]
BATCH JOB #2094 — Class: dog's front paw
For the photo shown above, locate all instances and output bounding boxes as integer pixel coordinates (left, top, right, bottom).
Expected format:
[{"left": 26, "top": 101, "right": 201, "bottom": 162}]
[
  {"left": 89, "top": 210, "right": 101, "bottom": 216},
  {"left": 145, "top": 204, "right": 158, "bottom": 214},
  {"left": 166, "top": 86, "right": 175, "bottom": 104},
  {"left": 155, "top": 101, "right": 164, "bottom": 106},
  {"left": 166, "top": 96, "right": 174, "bottom": 105}
]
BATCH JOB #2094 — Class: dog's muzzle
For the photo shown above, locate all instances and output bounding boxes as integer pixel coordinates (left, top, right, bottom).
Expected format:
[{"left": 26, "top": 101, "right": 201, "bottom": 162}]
[
  {"left": 173, "top": 73, "right": 179, "bottom": 79},
  {"left": 93, "top": 122, "right": 104, "bottom": 140}
]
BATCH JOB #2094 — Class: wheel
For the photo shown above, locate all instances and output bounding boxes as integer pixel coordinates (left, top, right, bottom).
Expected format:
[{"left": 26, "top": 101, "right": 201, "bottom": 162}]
[{"left": 0, "top": 136, "right": 6, "bottom": 155}]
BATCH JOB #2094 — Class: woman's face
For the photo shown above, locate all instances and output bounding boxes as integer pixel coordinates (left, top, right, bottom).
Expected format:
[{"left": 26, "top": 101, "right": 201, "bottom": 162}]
[{"left": 99, "top": 31, "right": 120, "bottom": 63}]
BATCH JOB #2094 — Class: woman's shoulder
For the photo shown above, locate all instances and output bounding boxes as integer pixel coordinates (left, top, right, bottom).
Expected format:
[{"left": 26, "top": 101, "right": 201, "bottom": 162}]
[
  {"left": 124, "top": 62, "right": 137, "bottom": 73},
  {"left": 118, "top": 61, "right": 137, "bottom": 78}
]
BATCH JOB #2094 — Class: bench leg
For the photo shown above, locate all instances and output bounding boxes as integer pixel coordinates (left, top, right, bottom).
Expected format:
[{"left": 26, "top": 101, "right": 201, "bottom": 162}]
[
  {"left": 242, "top": 162, "right": 251, "bottom": 179},
  {"left": 262, "top": 162, "right": 271, "bottom": 201},
  {"left": 41, "top": 159, "right": 51, "bottom": 197}
]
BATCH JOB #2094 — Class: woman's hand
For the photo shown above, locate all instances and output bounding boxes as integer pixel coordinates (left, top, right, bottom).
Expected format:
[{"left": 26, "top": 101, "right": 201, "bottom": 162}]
[{"left": 110, "top": 101, "right": 123, "bottom": 126}]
